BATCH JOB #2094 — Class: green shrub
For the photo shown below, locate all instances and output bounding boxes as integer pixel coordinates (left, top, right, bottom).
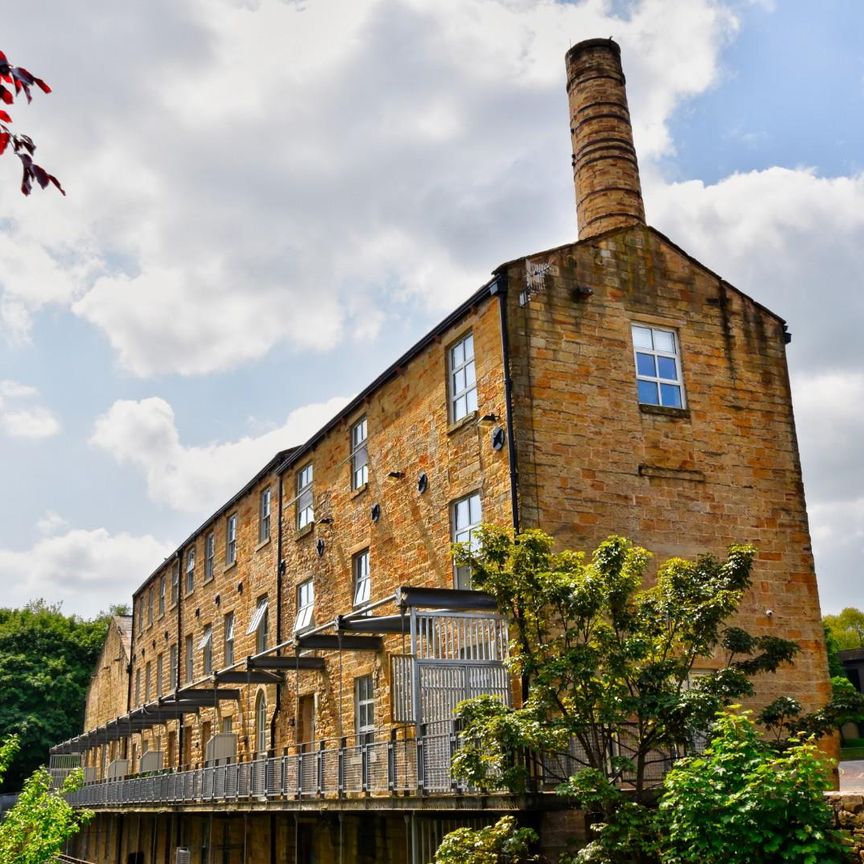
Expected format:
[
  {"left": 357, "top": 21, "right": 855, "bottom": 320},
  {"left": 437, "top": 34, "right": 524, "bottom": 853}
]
[{"left": 659, "top": 709, "right": 848, "bottom": 864}]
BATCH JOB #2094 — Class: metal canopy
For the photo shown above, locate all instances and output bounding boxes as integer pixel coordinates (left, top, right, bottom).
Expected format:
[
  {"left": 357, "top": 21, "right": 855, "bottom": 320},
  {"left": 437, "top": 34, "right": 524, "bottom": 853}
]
[
  {"left": 396, "top": 586, "right": 497, "bottom": 611},
  {"left": 167, "top": 688, "right": 240, "bottom": 702},
  {"left": 337, "top": 613, "right": 408, "bottom": 634},
  {"left": 214, "top": 669, "right": 283, "bottom": 685},
  {"left": 296, "top": 634, "right": 382, "bottom": 652},
  {"left": 248, "top": 655, "right": 325, "bottom": 671}
]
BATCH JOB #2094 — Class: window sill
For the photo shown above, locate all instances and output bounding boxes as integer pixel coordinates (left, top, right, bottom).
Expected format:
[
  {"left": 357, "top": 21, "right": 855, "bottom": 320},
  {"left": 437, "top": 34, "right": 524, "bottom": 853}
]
[
  {"left": 255, "top": 536, "right": 272, "bottom": 552},
  {"left": 447, "top": 411, "right": 477, "bottom": 435},
  {"left": 202, "top": 575, "right": 214, "bottom": 585},
  {"left": 638, "top": 404, "right": 690, "bottom": 420},
  {"left": 222, "top": 561, "right": 237, "bottom": 574},
  {"left": 351, "top": 482, "right": 368, "bottom": 500},
  {"left": 295, "top": 523, "right": 314, "bottom": 540}
]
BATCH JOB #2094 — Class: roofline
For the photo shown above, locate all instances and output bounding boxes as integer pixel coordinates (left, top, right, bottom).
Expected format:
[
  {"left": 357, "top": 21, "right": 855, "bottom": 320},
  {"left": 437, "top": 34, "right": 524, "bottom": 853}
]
[
  {"left": 274, "top": 275, "right": 501, "bottom": 476},
  {"left": 493, "top": 223, "right": 787, "bottom": 326},
  {"left": 132, "top": 448, "right": 294, "bottom": 600}
]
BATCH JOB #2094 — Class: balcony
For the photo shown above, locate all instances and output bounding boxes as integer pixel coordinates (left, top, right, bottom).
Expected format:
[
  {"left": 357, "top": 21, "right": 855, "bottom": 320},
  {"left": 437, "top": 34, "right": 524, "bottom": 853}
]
[{"left": 68, "top": 723, "right": 469, "bottom": 809}]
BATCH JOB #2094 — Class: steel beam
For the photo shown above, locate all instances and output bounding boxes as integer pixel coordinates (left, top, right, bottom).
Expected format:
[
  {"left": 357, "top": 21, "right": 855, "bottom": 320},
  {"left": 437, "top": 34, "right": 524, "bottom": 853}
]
[
  {"left": 396, "top": 585, "right": 497, "bottom": 610},
  {"left": 214, "top": 670, "right": 283, "bottom": 684},
  {"left": 337, "top": 614, "right": 408, "bottom": 634},
  {"left": 248, "top": 655, "right": 326, "bottom": 671},
  {"left": 296, "top": 634, "right": 382, "bottom": 651}
]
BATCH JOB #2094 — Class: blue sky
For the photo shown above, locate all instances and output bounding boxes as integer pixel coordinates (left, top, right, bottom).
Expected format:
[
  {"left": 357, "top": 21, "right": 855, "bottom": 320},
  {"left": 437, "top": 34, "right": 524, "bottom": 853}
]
[{"left": 0, "top": 0, "right": 861, "bottom": 616}]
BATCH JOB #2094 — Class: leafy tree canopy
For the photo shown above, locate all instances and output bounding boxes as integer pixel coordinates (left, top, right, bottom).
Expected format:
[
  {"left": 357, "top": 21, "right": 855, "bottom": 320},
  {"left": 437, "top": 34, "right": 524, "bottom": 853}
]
[
  {"left": 0, "top": 735, "right": 92, "bottom": 864},
  {"left": 824, "top": 608, "right": 864, "bottom": 651},
  {"left": 0, "top": 601, "right": 109, "bottom": 792},
  {"left": 442, "top": 529, "right": 848, "bottom": 864}
]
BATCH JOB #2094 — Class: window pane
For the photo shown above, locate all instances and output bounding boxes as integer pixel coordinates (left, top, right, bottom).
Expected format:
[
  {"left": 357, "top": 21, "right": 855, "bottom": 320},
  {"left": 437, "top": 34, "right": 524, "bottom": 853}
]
[
  {"left": 657, "top": 356, "right": 678, "bottom": 381},
  {"left": 451, "top": 342, "right": 463, "bottom": 366},
  {"left": 637, "top": 380, "right": 660, "bottom": 405},
  {"left": 632, "top": 325, "right": 653, "bottom": 349},
  {"left": 660, "top": 383, "right": 683, "bottom": 408},
  {"left": 653, "top": 330, "right": 675, "bottom": 352},
  {"left": 464, "top": 334, "right": 474, "bottom": 359},
  {"left": 455, "top": 499, "right": 469, "bottom": 528},
  {"left": 466, "top": 387, "right": 478, "bottom": 414},
  {"left": 454, "top": 368, "right": 465, "bottom": 392},
  {"left": 454, "top": 395, "right": 466, "bottom": 420},
  {"left": 469, "top": 493, "right": 481, "bottom": 525},
  {"left": 465, "top": 360, "right": 476, "bottom": 387},
  {"left": 636, "top": 353, "right": 656, "bottom": 377}
]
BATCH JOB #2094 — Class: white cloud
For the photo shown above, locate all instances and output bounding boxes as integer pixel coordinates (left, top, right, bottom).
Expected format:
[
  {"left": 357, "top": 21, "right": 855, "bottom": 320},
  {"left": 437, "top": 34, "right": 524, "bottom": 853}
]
[
  {"left": 0, "top": 0, "right": 738, "bottom": 376},
  {"left": 0, "top": 526, "right": 170, "bottom": 618},
  {"left": 90, "top": 395, "right": 349, "bottom": 511},
  {"left": 0, "top": 379, "right": 61, "bottom": 439}
]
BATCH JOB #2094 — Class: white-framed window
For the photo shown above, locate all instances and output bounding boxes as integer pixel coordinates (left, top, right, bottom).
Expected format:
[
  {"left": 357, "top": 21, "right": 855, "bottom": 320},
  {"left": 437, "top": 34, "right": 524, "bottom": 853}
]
[
  {"left": 135, "top": 669, "right": 141, "bottom": 705},
  {"left": 156, "top": 654, "right": 164, "bottom": 697},
  {"left": 185, "top": 634, "right": 194, "bottom": 683},
  {"left": 170, "top": 561, "right": 179, "bottom": 606},
  {"left": 199, "top": 625, "right": 213, "bottom": 675},
  {"left": 448, "top": 332, "right": 477, "bottom": 422},
  {"left": 185, "top": 547, "right": 196, "bottom": 594},
  {"left": 147, "top": 587, "right": 153, "bottom": 626},
  {"left": 296, "top": 463, "right": 314, "bottom": 529},
  {"left": 631, "top": 324, "right": 685, "bottom": 409},
  {"left": 355, "top": 675, "right": 375, "bottom": 744},
  {"left": 158, "top": 576, "right": 166, "bottom": 616},
  {"left": 350, "top": 417, "right": 368, "bottom": 489},
  {"left": 295, "top": 579, "right": 314, "bottom": 632},
  {"left": 452, "top": 492, "right": 482, "bottom": 590},
  {"left": 353, "top": 549, "right": 370, "bottom": 607},
  {"left": 204, "top": 532, "right": 215, "bottom": 581},
  {"left": 255, "top": 692, "right": 268, "bottom": 755},
  {"left": 169, "top": 644, "right": 178, "bottom": 691},
  {"left": 226, "top": 514, "right": 238, "bottom": 565},
  {"left": 145, "top": 662, "right": 152, "bottom": 702},
  {"left": 223, "top": 612, "right": 234, "bottom": 667},
  {"left": 259, "top": 488, "right": 271, "bottom": 543},
  {"left": 247, "top": 596, "right": 269, "bottom": 654}
]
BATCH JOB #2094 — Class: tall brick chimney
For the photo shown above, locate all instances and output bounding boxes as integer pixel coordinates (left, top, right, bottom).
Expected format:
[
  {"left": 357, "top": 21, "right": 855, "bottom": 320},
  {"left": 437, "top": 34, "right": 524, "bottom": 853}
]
[{"left": 565, "top": 38, "right": 645, "bottom": 240}]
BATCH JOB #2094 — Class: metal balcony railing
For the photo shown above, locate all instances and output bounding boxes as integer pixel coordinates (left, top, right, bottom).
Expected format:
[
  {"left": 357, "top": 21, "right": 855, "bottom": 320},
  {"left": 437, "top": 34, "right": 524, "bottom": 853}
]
[{"left": 64, "top": 721, "right": 686, "bottom": 811}]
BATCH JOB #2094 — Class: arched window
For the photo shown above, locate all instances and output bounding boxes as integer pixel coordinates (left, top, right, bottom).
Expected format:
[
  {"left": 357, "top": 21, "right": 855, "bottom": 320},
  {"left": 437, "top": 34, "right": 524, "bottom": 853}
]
[{"left": 255, "top": 691, "right": 267, "bottom": 756}]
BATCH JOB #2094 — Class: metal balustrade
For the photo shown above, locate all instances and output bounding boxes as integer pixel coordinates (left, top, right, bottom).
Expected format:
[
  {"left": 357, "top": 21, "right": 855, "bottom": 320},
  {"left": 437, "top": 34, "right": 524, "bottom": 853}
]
[{"left": 64, "top": 722, "right": 684, "bottom": 810}]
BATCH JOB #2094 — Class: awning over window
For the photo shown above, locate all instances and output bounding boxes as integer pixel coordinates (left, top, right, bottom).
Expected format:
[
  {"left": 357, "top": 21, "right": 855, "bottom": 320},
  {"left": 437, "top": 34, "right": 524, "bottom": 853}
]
[{"left": 246, "top": 598, "right": 268, "bottom": 635}]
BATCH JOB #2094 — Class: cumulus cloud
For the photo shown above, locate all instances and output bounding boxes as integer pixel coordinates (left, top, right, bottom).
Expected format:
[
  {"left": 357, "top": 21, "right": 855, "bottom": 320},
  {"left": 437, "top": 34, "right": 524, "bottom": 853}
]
[
  {"left": 90, "top": 395, "right": 349, "bottom": 511},
  {"left": 647, "top": 171, "right": 864, "bottom": 612},
  {"left": 0, "top": 379, "right": 61, "bottom": 439},
  {"left": 0, "top": 525, "right": 170, "bottom": 617},
  {"left": 0, "top": 0, "right": 738, "bottom": 376}
]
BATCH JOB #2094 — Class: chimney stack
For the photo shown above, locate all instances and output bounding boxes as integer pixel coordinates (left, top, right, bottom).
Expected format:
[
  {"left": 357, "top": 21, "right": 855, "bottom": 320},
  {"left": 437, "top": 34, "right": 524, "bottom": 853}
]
[{"left": 565, "top": 39, "right": 645, "bottom": 240}]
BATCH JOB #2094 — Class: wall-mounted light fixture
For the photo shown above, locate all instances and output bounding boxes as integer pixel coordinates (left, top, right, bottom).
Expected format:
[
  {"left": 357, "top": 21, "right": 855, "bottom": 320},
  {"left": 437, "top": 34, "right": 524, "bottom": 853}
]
[
  {"left": 417, "top": 473, "right": 428, "bottom": 494},
  {"left": 371, "top": 504, "right": 381, "bottom": 523},
  {"left": 491, "top": 426, "right": 506, "bottom": 451},
  {"left": 316, "top": 538, "right": 326, "bottom": 557},
  {"left": 387, "top": 471, "right": 405, "bottom": 479}
]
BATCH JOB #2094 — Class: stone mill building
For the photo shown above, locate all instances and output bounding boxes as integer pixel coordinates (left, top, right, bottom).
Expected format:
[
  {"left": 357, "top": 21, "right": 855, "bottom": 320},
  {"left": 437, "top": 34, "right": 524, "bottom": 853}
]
[{"left": 49, "top": 38, "right": 830, "bottom": 864}]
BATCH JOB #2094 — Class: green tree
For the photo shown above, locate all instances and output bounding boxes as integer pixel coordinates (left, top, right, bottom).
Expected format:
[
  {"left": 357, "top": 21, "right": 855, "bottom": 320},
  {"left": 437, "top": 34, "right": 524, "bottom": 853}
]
[
  {"left": 659, "top": 709, "right": 847, "bottom": 864},
  {"left": 0, "top": 735, "right": 92, "bottom": 864},
  {"left": 0, "top": 601, "right": 108, "bottom": 791},
  {"left": 824, "top": 608, "right": 864, "bottom": 651},
  {"left": 434, "top": 816, "right": 542, "bottom": 864},
  {"left": 447, "top": 528, "right": 836, "bottom": 864},
  {"left": 823, "top": 621, "right": 846, "bottom": 678}
]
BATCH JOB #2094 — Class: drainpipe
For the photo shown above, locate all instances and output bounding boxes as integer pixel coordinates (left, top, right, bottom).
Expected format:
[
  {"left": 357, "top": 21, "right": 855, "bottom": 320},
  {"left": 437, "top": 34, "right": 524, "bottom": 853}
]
[
  {"left": 492, "top": 269, "right": 530, "bottom": 706},
  {"left": 491, "top": 270, "right": 520, "bottom": 532},
  {"left": 175, "top": 550, "right": 184, "bottom": 769},
  {"left": 270, "top": 471, "right": 284, "bottom": 753}
]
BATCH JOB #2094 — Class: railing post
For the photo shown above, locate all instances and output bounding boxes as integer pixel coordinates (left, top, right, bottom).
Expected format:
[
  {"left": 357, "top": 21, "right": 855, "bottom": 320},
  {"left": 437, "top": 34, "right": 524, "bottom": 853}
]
[
  {"left": 280, "top": 754, "right": 287, "bottom": 798},
  {"left": 361, "top": 739, "right": 369, "bottom": 795},
  {"left": 416, "top": 723, "right": 426, "bottom": 795},
  {"left": 449, "top": 720, "right": 459, "bottom": 792},
  {"left": 317, "top": 740, "right": 325, "bottom": 798},
  {"left": 388, "top": 728, "right": 396, "bottom": 793},
  {"left": 338, "top": 737, "right": 346, "bottom": 798},
  {"left": 296, "top": 751, "right": 303, "bottom": 800}
]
